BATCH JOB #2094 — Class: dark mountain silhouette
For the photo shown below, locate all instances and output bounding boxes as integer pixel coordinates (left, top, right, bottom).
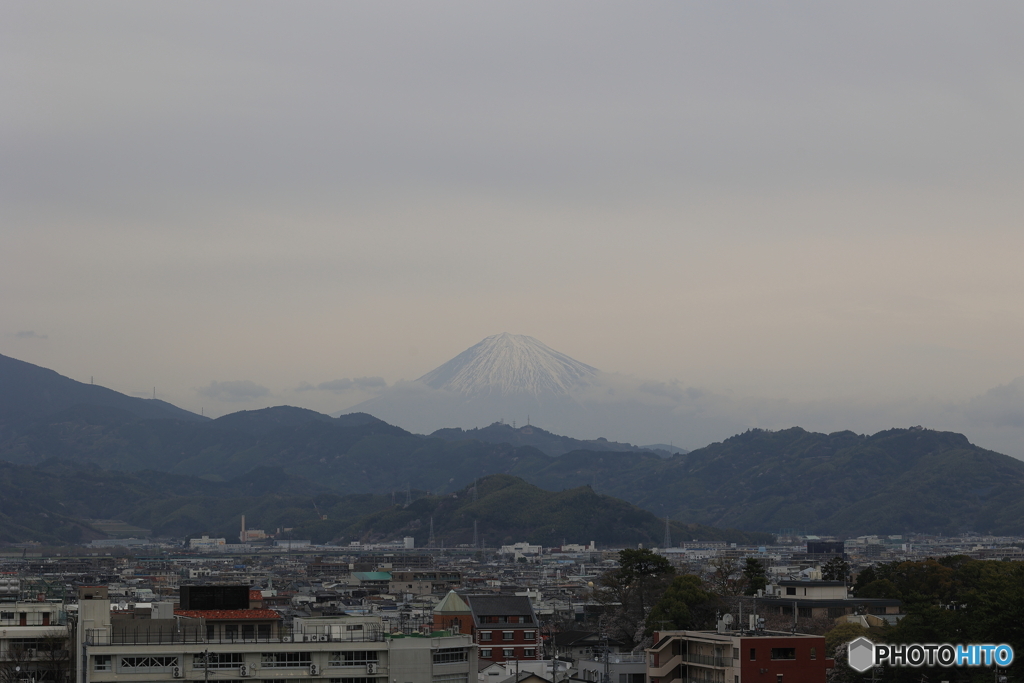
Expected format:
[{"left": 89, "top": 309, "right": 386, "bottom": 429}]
[{"left": 0, "top": 352, "right": 204, "bottom": 428}]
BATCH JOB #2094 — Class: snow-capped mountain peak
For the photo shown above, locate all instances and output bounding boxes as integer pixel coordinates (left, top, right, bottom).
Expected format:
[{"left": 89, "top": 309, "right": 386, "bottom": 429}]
[{"left": 417, "top": 333, "right": 599, "bottom": 396}]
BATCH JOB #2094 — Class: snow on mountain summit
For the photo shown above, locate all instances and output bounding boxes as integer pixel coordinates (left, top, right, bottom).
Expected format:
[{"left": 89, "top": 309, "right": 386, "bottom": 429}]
[{"left": 417, "top": 333, "right": 599, "bottom": 396}]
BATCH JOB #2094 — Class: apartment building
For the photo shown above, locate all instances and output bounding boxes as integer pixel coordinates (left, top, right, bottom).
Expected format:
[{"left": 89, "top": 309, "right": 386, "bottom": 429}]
[
  {"left": 0, "top": 598, "right": 71, "bottom": 683},
  {"left": 432, "top": 593, "right": 540, "bottom": 664},
  {"left": 647, "top": 629, "right": 831, "bottom": 683},
  {"left": 74, "top": 586, "right": 476, "bottom": 683}
]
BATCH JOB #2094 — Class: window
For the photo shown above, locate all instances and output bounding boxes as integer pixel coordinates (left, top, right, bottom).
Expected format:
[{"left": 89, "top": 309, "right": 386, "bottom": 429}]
[
  {"left": 119, "top": 656, "right": 179, "bottom": 672},
  {"left": 777, "top": 676, "right": 784, "bottom": 683},
  {"left": 524, "top": 631, "right": 535, "bottom": 640},
  {"left": 503, "top": 649, "right": 514, "bottom": 658},
  {"left": 479, "top": 632, "right": 492, "bottom": 641},
  {"left": 346, "top": 624, "right": 364, "bottom": 632},
  {"left": 524, "top": 649, "right": 535, "bottom": 658},
  {"left": 433, "top": 648, "right": 468, "bottom": 665},
  {"left": 330, "top": 679, "right": 377, "bottom": 683},
  {"left": 810, "top": 648, "right": 817, "bottom": 660},
  {"left": 0, "top": 611, "right": 14, "bottom": 620},
  {"left": 328, "top": 651, "right": 378, "bottom": 667},
  {"left": 433, "top": 675, "right": 469, "bottom": 683},
  {"left": 502, "top": 631, "right": 514, "bottom": 641},
  {"left": 480, "top": 649, "right": 492, "bottom": 659},
  {"left": 194, "top": 653, "right": 244, "bottom": 669},
  {"left": 94, "top": 656, "right": 111, "bottom": 672},
  {"left": 785, "top": 587, "right": 796, "bottom": 596},
  {"left": 224, "top": 624, "right": 239, "bottom": 639},
  {"left": 771, "top": 649, "right": 796, "bottom": 661},
  {"left": 749, "top": 649, "right": 756, "bottom": 661},
  {"left": 258, "top": 624, "right": 271, "bottom": 639},
  {"left": 207, "top": 624, "right": 216, "bottom": 640},
  {"left": 242, "top": 624, "right": 255, "bottom": 640},
  {"left": 261, "top": 652, "right": 312, "bottom": 668},
  {"left": 798, "top": 608, "right": 812, "bottom": 619}
]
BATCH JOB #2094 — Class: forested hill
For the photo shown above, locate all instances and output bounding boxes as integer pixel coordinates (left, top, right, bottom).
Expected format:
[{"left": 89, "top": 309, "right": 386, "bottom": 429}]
[
  {"left": 0, "top": 461, "right": 770, "bottom": 547},
  {"left": 532, "top": 427, "right": 1024, "bottom": 536},
  {"left": 430, "top": 422, "right": 683, "bottom": 457},
  {"left": 3, "top": 353, "right": 1024, "bottom": 536}
]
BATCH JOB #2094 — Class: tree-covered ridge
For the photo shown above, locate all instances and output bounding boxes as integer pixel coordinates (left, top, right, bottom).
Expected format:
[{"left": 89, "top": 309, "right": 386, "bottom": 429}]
[
  {"left": 526, "top": 427, "right": 1024, "bottom": 535},
  {"left": 0, "top": 461, "right": 770, "bottom": 547},
  {"left": 4, "top": 393, "right": 1024, "bottom": 535}
]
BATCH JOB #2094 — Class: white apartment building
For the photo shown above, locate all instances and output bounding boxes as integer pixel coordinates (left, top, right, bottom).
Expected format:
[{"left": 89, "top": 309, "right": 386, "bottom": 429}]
[
  {"left": 0, "top": 598, "right": 72, "bottom": 683},
  {"left": 74, "top": 587, "right": 476, "bottom": 683}
]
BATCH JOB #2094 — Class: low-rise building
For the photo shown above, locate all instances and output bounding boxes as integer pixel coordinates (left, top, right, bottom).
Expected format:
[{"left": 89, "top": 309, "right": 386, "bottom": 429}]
[
  {"left": 74, "top": 586, "right": 476, "bottom": 683},
  {"left": 647, "top": 629, "right": 831, "bottom": 683},
  {"left": 0, "top": 599, "right": 71, "bottom": 683}
]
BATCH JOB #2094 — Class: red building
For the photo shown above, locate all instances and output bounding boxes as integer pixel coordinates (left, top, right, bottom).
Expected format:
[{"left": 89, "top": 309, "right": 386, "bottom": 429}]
[
  {"left": 433, "top": 591, "right": 540, "bottom": 664},
  {"left": 648, "top": 629, "right": 832, "bottom": 683}
]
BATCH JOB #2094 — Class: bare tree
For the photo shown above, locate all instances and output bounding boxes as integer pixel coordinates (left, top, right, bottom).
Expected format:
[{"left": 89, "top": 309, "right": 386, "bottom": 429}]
[{"left": 0, "top": 644, "right": 30, "bottom": 683}]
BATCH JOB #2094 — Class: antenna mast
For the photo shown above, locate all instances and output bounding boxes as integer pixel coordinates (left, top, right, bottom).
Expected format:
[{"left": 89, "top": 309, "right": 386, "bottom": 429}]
[{"left": 663, "top": 516, "right": 672, "bottom": 548}]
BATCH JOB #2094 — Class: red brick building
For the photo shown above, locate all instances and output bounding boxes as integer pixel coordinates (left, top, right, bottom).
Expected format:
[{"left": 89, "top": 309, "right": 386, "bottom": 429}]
[{"left": 433, "top": 591, "right": 540, "bottom": 664}]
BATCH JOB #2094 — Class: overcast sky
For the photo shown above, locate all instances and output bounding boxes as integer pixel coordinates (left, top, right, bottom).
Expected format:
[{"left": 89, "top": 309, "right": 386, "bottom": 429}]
[{"left": 4, "top": 3, "right": 1024, "bottom": 453}]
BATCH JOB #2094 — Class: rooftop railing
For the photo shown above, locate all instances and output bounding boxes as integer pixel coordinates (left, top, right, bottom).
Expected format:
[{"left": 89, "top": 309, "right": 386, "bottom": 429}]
[{"left": 84, "top": 629, "right": 386, "bottom": 646}]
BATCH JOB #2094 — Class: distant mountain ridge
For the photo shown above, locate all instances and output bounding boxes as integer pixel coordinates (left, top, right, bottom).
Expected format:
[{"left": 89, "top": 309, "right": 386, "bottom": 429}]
[
  {"left": 430, "top": 422, "right": 685, "bottom": 458},
  {"left": 4, "top": 352, "right": 1024, "bottom": 536},
  {"left": 0, "top": 352, "right": 204, "bottom": 427}
]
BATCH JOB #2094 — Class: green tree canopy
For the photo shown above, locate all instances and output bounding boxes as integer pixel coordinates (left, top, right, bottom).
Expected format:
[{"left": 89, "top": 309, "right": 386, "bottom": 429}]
[
  {"left": 742, "top": 557, "right": 768, "bottom": 595},
  {"left": 646, "top": 574, "right": 718, "bottom": 634}
]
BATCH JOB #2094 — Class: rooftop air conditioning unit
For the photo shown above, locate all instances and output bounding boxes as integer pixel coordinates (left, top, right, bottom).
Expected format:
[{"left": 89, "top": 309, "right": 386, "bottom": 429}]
[
  {"left": 172, "top": 667, "right": 182, "bottom": 678},
  {"left": 318, "top": 635, "right": 328, "bottom": 642},
  {"left": 282, "top": 636, "right": 292, "bottom": 642},
  {"left": 239, "top": 665, "right": 250, "bottom": 677},
  {"left": 309, "top": 664, "right": 319, "bottom": 675},
  {"left": 366, "top": 663, "right": 378, "bottom": 675}
]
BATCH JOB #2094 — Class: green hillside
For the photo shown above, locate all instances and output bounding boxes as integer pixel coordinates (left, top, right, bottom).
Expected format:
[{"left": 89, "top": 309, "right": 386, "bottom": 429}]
[
  {"left": 288, "top": 474, "right": 772, "bottom": 547},
  {"left": 533, "top": 427, "right": 1024, "bottom": 535}
]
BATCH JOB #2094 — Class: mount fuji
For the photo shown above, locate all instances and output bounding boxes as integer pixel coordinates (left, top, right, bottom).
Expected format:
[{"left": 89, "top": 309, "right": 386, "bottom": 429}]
[
  {"left": 344, "top": 333, "right": 738, "bottom": 446},
  {"left": 417, "top": 333, "right": 598, "bottom": 397}
]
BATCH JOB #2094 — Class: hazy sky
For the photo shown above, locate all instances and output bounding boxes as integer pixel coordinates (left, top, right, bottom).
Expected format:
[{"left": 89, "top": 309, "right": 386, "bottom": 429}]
[{"left": 4, "top": 3, "right": 1024, "bottom": 453}]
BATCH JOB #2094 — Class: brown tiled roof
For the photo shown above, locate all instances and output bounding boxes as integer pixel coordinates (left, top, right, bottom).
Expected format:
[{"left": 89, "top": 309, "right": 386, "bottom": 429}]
[
  {"left": 174, "top": 609, "right": 281, "bottom": 620},
  {"left": 249, "top": 590, "right": 263, "bottom": 600}
]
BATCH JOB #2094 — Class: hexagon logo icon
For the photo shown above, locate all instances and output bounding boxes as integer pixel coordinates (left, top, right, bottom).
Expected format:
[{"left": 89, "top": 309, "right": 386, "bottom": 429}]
[{"left": 847, "top": 637, "right": 875, "bottom": 673}]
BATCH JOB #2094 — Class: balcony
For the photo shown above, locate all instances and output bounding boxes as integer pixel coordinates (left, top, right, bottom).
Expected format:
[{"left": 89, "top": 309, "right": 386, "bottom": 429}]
[{"left": 685, "top": 653, "right": 736, "bottom": 668}]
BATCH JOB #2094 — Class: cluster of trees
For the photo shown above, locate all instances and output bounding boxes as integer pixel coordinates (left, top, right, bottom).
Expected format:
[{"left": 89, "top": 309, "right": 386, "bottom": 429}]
[
  {"left": 595, "top": 550, "right": 774, "bottom": 649},
  {"left": 595, "top": 549, "right": 1024, "bottom": 683},
  {"left": 834, "top": 556, "right": 1024, "bottom": 682}
]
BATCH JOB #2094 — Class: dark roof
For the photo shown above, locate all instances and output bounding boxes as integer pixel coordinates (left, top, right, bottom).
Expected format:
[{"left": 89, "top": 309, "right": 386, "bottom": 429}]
[
  {"left": 464, "top": 594, "right": 536, "bottom": 617},
  {"left": 552, "top": 631, "right": 625, "bottom": 647},
  {"left": 552, "top": 631, "right": 597, "bottom": 646}
]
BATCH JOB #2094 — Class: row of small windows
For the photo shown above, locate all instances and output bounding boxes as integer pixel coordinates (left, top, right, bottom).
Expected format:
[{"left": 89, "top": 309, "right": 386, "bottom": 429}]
[
  {"left": 433, "top": 648, "right": 468, "bottom": 665},
  {"left": 480, "top": 616, "right": 532, "bottom": 624},
  {"left": 748, "top": 648, "right": 816, "bottom": 661},
  {"left": 97, "top": 653, "right": 386, "bottom": 671},
  {"left": 432, "top": 674, "right": 469, "bottom": 683},
  {"left": 478, "top": 631, "right": 535, "bottom": 641},
  {"left": 207, "top": 624, "right": 272, "bottom": 640},
  {"left": 328, "top": 652, "right": 379, "bottom": 667},
  {"left": 479, "top": 649, "right": 535, "bottom": 659},
  {"left": 194, "top": 653, "right": 245, "bottom": 668}
]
